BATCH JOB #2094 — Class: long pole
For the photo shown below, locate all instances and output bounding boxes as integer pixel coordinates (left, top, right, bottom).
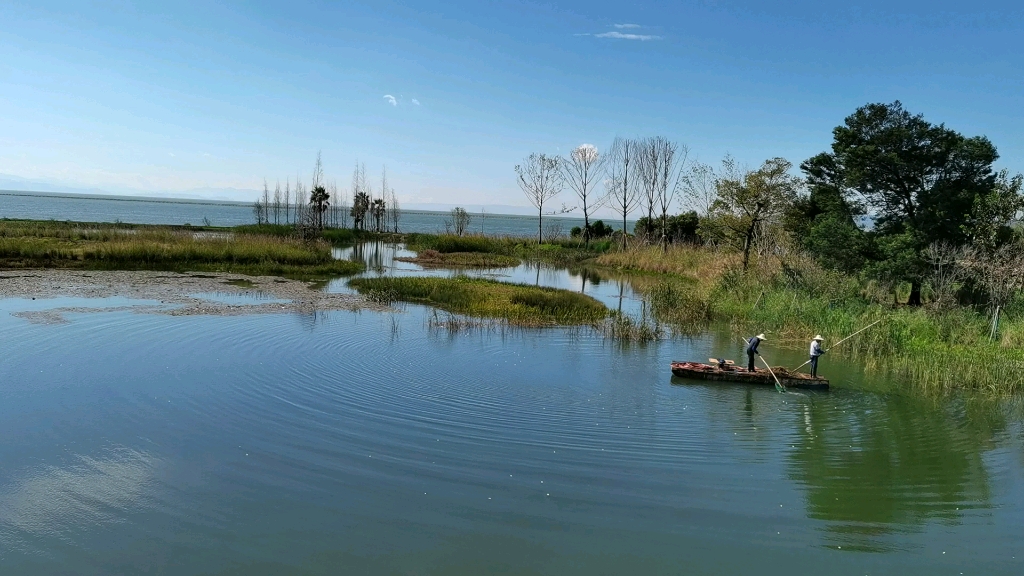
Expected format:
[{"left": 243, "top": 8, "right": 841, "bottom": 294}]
[
  {"left": 739, "top": 336, "right": 785, "bottom": 393},
  {"left": 793, "top": 319, "right": 883, "bottom": 371}
]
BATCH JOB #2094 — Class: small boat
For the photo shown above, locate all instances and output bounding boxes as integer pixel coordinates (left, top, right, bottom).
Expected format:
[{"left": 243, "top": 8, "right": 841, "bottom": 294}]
[{"left": 670, "top": 361, "right": 830, "bottom": 390}]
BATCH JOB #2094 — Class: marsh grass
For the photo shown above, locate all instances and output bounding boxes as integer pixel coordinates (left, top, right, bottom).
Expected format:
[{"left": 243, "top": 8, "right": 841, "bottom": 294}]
[
  {"left": 0, "top": 220, "right": 363, "bottom": 278},
  {"left": 600, "top": 312, "right": 664, "bottom": 342},
  {"left": 606, "top": 244, "right": 1024, "bottom": 393},
  {"left": 348, "top": 276, "right": 607, "bottom": 326},
  {"left": 395, "top": 250, "right": 521, "bottom": 268},
  {"left": 402, "top": 233, "right": 609, "bottom": 266}
]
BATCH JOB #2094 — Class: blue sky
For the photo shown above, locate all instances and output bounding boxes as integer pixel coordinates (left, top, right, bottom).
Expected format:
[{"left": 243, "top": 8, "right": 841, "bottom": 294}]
[{"left": 0, "top": 0, "right": 1021, "bottom": 209}]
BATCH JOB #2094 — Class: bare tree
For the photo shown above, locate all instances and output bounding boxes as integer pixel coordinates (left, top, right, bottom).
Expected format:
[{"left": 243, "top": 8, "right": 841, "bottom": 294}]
[
  {"left": 261, "top": 179, "right": 271, "bottom": 225},
  {"left": 294, "top": 176, "right": 306, "bottom": 228},
  {"left": 681, "top": 161, "right": 718, "bottom": 217},
  {"left": 389, "top": 187, "right": 401, "bottom": 233},
  {"left": 562, "top": 143, "right": 607, "bottom": 246},
  {"left": 284, "top": 179, "right": 291, "bottom": 224},
  {"left": 605, "top": 137, "right": 642, "bottom": 250},
  {"left": 924, "top": 242, "right": 969, "bottom": 309},
  {"left": 655, "top": 139, "right": 688, "bottom": 252},
  {"left": 273, "top": 181, "right": 282, "bottom": 224},
  {"left": 515, "top": 153, "right": 564, "bottom": 244},
  {"left": 637, "top": 138, "right": 660, "bottom": 243}
]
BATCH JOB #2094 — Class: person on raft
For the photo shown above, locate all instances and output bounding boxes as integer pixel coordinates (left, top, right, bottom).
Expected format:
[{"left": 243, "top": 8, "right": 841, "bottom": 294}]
[
  {"left": 745, "top": 333, "right": 765, "bottom": 372},
  {"left": 809, "top": 335, "right": 825, "bottom": 377}
]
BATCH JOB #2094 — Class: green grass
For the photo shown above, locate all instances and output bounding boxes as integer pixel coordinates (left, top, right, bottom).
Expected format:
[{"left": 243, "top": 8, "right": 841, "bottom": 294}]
[
  {"left": 348, "top": 276, "right": 608, "bottom": 326},
  {"left": 396, "top": 249, "right": 521, "bottom": 268},
  {"left": 0, "top": 219, "right": 364, "bottom": 279},
  {"left": 402, "top": 233, "right": 611, "bottom": 266},
  {"left": 622, "top": 245, "right": 1024, "bottom": 394}
]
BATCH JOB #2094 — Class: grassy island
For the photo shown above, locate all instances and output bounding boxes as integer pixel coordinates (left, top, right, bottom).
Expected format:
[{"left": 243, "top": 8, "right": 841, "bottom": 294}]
[
  {"left": 0, "top": 220, "right": 364, "bottom": 278},
  {"left": 348, "top": 276, "right": 607, "bottom": 326}
]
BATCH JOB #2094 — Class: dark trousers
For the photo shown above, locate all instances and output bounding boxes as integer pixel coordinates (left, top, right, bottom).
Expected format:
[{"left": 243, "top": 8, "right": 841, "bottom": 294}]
[
  {"left": 747, "top": 352, "right": 756, "bottom": 372},
  {"left": 810, "top": 356, "right": 819, "bottom": 377}
]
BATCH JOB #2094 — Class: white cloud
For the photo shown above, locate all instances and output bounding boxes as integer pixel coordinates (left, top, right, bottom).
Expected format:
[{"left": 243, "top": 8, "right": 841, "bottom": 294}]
[
  {"left": 595, "top": 31, "right": 660, "bottom": 40},
  {"left": 573, "top": 33, "right": 592, "bottom": 36},
  {"left": 613, "top": 23, "right": 641, "bottom": 29},
  {"left": 383, "top": 94, "right": 397, "bottom": 106},
  {"left": 411, "top": 99, "right": 420, "bottom": 106}
]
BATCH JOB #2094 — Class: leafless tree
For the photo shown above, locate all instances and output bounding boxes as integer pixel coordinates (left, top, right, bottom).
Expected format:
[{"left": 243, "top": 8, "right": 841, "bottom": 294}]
[
  {"left": 284, "top": 179, "right": 291, "bottom": 225},
  {"left": 389, "top": 187, "right": 401, "bottom": 233},
  {"left": 605, "top": 137, "right": 642, "bottom": 250},
  {"left": 681, "top": 161, "right": 718, "bottom": 217},
  {"left": 261, "top": 179, "right": 271, "bottom": 225},
  {"left": 637, "top": 138, "right": 660, "bottom": 243},
  {"left": 294, "top": 176, "right": 306, "bottom": 228},
  {"left": 515, "top": 153, "right": 564, "bottom": 244},
  {"left": 655, "top": 139, "right": 688, "bottom": 252},
  {"left": 562, "top": 143, "right": 607, "bottom": 246},
  {"left": 272, "top": 181, "right": 281, "bottom": 225},
  {"left": 961, "top": 241, "right": 1024, "bottom": 338},
  {"left": 924, "top": 242, "right": 969, "bottom": 309}
]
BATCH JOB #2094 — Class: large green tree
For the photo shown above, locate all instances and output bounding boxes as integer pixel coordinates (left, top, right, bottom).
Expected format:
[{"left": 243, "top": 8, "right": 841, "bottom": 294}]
[{"left": 809, "top": 101, "right": 1001, "bottom": 305}]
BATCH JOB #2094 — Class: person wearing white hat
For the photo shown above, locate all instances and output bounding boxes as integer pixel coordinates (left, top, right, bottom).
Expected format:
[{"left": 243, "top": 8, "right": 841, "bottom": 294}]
[
  {"left": 745, "top": 333, "right": 766, "bottom": 372},
  {"left": 809, "top": 335, "right": 825, "bottom": 377}
]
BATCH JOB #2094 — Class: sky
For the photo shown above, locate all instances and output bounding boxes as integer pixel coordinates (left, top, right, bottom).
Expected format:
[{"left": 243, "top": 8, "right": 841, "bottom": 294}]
[{"left": 0, "top": 0, "right": 1022, "bottom": 211}]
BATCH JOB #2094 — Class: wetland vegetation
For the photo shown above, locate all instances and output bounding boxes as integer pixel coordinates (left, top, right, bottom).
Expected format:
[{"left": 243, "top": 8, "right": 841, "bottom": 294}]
[
  {"left": 0, "top": 219, "right": 364, "bottom": 278},
  {"left": 348, "top": 276, "right": 608, "bottom": 326}
]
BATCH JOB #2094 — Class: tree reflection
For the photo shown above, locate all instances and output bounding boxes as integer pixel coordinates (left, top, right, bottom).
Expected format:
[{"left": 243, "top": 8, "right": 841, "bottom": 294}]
[{"left": 787, "top": 393, "right": 1003, "bottom": 552}]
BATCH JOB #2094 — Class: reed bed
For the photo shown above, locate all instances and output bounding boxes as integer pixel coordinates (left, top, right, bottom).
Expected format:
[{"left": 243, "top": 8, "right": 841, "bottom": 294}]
[
  {"left": 615, "top": 244, "right": 1024, "bottom": 394},
  {"left": 348, "top": 276, "right": 607, "bottom": 326}
]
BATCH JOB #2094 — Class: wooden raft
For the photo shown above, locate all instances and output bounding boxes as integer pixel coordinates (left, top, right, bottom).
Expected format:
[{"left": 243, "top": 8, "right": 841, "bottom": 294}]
[{"left": 670, "top": 361, "right": 830, "bottom": 390}]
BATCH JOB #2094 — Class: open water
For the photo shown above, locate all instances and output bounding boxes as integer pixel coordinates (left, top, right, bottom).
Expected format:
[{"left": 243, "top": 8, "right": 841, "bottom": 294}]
[
  {"left": 1, "top": 243, "right": 1023, "bottom": 574},
  {"left": 0, "top": 190, "right": 611, "bottom": 237}
]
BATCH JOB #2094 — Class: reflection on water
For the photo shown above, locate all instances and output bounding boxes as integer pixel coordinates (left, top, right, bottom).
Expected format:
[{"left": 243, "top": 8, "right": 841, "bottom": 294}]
[
  {"left": 0, "top": 447, "right": 157, "bottom": 552},
  {"left": 1, "top": 260, "right": 1023, "bottom": 573},
  {"left": 332, "top": 241, "right": 647, "bottom": 315},
  {"left": 787, "top": 394, "right": 997, "bottom": 552}
]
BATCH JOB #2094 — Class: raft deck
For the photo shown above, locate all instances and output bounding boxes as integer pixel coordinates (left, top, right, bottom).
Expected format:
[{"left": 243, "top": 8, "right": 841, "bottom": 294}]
[{"left": 670, "top": 361, "right": 830, "bottom": 390}]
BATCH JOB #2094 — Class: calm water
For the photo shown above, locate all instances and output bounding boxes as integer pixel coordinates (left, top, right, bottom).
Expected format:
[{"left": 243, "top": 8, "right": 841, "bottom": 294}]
[
  {"left": 1, "top": 247, "right": 1023, "bottom": 574},
  {"left": 0, "top": 190, "right": 612, "bottom": 237}
]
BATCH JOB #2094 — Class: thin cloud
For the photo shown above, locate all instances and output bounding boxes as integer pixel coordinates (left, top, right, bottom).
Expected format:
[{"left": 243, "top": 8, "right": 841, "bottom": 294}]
[
  {"left": 613, "top": 23, "right": 641, "bottom": 29},
  {"left": 595, "top": 31, "right": 661, "bottom": 40},
  {"left": 383, "top": 94, "right": 397, "bottom": 106},
  {"left": 411, "top": 99, "right": 420, "bottom": 106}
]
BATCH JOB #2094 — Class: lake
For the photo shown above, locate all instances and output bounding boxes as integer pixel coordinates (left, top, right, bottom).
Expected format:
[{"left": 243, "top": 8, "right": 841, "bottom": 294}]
[
  {"left": 0, "top": 190, "right": 618, "bottom": 238},
  {"left": 1, "top": 244, "right": 1022, "bottom": 574}
]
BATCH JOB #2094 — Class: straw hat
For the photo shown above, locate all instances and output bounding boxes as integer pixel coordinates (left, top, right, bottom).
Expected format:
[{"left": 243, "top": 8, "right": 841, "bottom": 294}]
[
  {"left": 756, "top": 333, "right": 766, "bottom": 340},
  {"left": 813, "top": 335, "right": 823, "bottom": 341}
]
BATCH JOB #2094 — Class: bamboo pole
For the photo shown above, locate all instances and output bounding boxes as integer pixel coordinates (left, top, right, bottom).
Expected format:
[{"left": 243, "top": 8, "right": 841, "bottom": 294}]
[{"left": 793, "top": 319, "right": 883, "bottom": 372}]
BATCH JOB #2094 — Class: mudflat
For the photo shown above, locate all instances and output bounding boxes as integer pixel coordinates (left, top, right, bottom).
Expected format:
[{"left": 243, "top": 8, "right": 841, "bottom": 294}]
[{"left": 0, "top": 269, "right": 381, "bottom": 324}]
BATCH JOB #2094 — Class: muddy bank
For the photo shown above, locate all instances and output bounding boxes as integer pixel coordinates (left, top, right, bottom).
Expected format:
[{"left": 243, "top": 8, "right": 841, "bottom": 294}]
[{"left": 0, "top": 270, "right": 384, "bottom": 323}]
